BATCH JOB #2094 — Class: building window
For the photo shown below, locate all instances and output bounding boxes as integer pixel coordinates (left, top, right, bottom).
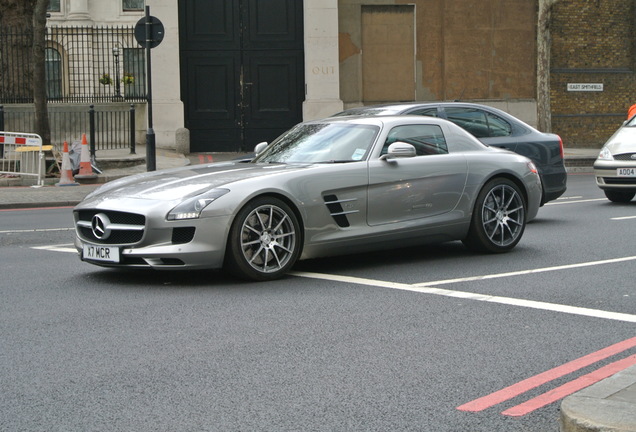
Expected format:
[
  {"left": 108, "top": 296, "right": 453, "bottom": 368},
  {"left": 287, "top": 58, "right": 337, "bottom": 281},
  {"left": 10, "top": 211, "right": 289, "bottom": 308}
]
[
  {"left": 123, "top": 48, "right": 145, "bottom": 98},
  {"left": 45, "top": 48, "right": 63, "bottom": 99},
  {"left": 123, "top": 0, "right": 144, "bottom": 11},
  {"left": 47, "top": 0, "right": 61, "bottom": 12}
]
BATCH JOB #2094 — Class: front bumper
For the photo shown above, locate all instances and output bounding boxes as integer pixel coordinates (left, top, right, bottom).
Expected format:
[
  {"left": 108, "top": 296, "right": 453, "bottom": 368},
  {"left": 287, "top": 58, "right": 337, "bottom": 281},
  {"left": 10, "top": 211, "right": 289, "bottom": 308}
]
[
  {"left": 74, "top": 212, "right": 233, "bottom": 270},
  {"left": 594, "top": 161, "right": 636, "bottom": 191}
]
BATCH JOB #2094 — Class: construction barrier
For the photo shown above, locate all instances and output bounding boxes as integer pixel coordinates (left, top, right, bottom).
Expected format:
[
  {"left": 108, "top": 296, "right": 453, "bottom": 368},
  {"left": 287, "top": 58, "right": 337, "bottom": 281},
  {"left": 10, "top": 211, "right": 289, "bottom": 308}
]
[{"left": 0, "top": 131, "right": 46, "bottom": 186}]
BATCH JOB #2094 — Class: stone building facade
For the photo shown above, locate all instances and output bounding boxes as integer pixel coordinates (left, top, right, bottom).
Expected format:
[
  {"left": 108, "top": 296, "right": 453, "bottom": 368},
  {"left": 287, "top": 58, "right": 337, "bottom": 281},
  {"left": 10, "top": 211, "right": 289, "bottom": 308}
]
[{"left": 41, "top": 0, "right": 636, "bottom": 151}]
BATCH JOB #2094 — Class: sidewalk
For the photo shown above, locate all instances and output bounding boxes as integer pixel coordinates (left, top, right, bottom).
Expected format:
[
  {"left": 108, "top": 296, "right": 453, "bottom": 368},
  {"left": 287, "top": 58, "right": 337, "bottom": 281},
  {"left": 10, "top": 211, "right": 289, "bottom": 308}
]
[{"left": 3, "top": 145, "right": 635, "bottom": 431}]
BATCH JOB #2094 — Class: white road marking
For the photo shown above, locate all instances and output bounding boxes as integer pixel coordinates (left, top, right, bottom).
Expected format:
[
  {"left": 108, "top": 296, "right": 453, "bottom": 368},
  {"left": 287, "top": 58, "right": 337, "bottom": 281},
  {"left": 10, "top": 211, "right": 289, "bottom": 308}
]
[
  {"left": 32, "top": 244, "right": 76, "bottom": 253},
  {"left": 545, "top": 198, "right": 606, "bottom": 206},
  {"left": 291, "top": 256, "right": 636, "bottom": 323},
  {"left": 611, "top": 215, "right": 636, "bottom": 220},
  {"left": 411, "top": 256, "right": 636, "bottom": 287}
]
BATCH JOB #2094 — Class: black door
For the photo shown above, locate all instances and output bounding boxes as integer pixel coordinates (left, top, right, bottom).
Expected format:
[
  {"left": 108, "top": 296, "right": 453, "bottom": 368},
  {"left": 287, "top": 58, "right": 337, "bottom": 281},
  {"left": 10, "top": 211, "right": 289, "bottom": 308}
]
[{"left": 179, "top": 0, "right": 304, "bottom": 152}]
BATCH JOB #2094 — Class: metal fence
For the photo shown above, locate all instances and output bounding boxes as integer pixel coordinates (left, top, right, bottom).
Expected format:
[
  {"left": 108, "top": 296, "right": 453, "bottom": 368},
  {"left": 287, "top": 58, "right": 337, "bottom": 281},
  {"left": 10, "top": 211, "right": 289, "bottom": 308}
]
[
  {"left": 0, "top": 25, "right": 147, "bottom": 104},
  {"left": 0, "top": 104, "right": 137, "bottom": 152}
]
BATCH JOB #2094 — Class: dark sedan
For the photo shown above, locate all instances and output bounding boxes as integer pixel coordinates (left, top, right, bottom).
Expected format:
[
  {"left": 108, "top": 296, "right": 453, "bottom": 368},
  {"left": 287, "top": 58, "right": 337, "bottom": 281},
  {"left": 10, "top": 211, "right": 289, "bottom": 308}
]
[{"left": 334, "top": 102, "right": 567, "bottom": 205}]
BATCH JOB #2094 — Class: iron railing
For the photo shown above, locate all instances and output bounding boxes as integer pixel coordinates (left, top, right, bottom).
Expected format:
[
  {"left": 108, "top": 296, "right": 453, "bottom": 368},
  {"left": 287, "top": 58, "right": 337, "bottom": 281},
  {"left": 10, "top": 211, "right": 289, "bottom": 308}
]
[
  {"left": 0, "top": 25, "right": 147, "bottom": 104},
  {"left": 0, "top": 104, "right": 137, "bottom": 151}
]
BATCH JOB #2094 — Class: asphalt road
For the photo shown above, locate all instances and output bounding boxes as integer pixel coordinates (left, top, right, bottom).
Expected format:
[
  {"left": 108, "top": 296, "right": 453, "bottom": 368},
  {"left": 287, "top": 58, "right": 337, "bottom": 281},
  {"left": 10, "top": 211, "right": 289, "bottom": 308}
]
[{"left": 1, "top": 172, "right": 635, "bottom": 432}]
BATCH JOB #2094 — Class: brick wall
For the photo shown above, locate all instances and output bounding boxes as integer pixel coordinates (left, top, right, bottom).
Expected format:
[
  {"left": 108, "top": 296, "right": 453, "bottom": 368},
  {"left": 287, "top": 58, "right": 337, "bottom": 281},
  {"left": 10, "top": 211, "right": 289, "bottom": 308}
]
[{"left": 551, "top": 0, "right": 636, "bottom": 148}]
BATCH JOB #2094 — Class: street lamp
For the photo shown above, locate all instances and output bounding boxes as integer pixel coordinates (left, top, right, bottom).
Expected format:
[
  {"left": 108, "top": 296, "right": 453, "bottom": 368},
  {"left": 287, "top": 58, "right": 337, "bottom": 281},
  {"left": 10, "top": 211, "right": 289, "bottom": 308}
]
[{"left": 112, "top": 46, "right": 121, "bottom": 98}]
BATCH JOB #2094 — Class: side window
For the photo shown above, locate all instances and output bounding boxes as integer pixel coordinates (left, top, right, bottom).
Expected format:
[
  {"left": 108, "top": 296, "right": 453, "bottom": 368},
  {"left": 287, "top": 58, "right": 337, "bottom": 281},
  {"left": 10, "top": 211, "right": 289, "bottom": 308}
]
[
  {"left": 445, "top": 108, "right": 490, "bottom": 138},
  {"left": 407, "top": 108, "right": 439, "bottom": 117},
  {"left": 384, "top": 124, "right": 448, "bottom": 156},
  {"left": 485, "top": 112, "right": 512, "bottom": 137}
]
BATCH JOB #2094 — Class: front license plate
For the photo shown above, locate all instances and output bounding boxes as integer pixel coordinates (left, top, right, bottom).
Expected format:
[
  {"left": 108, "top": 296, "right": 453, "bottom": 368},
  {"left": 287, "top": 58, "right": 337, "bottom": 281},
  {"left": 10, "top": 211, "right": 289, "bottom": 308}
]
[
  {"left": 83, "top": 243, "right": 120, "bottom": 263},
  {"left": 617, "top": 168, "right": 636, "bottom": 177}
]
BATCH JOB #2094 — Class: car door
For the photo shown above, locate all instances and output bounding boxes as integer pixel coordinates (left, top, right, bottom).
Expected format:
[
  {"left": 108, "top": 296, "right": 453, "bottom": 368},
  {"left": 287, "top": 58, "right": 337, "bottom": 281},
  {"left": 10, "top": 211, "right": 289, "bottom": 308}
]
[{"left": 367, "top": 123, "right": 468, "bottom": 226}]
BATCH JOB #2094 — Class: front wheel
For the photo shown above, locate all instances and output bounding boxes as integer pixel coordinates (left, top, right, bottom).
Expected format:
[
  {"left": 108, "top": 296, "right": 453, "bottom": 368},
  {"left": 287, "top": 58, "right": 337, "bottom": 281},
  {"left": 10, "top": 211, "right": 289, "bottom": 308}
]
[
  {"left": 225, "top": 197, "right": 301, "bottom": 281},
  {"left": 462, "top": 178, "right": 527, "bottom": 253},
  {"left": 604, "top": 190, "right": 635, "bottom": 203}
]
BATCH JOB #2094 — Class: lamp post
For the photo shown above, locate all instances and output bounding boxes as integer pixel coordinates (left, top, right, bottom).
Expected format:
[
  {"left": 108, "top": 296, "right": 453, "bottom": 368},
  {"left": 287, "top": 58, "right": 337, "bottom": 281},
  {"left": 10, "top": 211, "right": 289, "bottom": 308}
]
[{"left": 112, "top": 46, "right": 121, "bottom": 98}]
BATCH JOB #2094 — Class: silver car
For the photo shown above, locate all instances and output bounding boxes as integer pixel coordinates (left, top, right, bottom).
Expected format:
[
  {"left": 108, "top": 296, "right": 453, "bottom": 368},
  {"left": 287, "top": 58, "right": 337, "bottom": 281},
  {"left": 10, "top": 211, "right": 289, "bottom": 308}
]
[
  {"left": 74, "top": 116, "right": 542, "bottom": 281},
  {"left": 594, "top": 116, "right": 636, "bottom": 202}
]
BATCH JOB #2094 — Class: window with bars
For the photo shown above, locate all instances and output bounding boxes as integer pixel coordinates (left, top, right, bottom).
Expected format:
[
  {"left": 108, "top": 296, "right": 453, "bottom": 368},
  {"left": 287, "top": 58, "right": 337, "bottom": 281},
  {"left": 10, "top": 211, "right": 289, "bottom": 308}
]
[
  {"left": 45, "top": 48, "right": 63, "bottom": 99},
  {"left": 123, "top": 48, "right": 145, "bottom": 98}
]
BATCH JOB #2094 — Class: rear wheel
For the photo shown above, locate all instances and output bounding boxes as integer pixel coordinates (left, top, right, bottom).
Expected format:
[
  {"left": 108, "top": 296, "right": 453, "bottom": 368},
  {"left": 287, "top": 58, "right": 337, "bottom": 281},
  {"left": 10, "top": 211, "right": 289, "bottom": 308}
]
[
  {"left": 604, "top": 190, "right": 635, "bottom": 203},
  {"left": 463, "top": 178, "right": 526, "bottom": 253},
  {"left": 225, "top": 197, "right": 301, "bottom": 281}
]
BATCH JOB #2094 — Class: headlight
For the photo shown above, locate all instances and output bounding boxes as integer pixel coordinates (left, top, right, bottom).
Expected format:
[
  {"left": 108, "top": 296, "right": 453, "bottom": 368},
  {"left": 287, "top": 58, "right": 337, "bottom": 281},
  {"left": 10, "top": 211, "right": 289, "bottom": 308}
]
[
  {"left": 167, "top": 188, "right": 230, "bottom": 220},
  {"left": 597, "top": 147, "right": 613, "bottom": 161}
]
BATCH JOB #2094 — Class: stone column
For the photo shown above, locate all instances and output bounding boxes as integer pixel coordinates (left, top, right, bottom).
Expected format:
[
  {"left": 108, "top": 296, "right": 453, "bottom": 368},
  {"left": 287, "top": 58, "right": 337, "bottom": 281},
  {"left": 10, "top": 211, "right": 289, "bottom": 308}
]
[
  {"left": 67, "top": 0, "right": 92, "bottom": 23},
  {"left": 302, "top": 0, "right": 343, "bottom": 120}
]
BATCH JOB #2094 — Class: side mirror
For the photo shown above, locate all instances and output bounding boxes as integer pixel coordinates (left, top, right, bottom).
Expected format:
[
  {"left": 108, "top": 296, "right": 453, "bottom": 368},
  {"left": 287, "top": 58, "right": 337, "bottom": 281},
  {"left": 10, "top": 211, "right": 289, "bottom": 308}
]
[
  {"left": 254, "top": 142, "right": 268, "bottom": 155},
  {"left": 380, "top": 142, "right": 416, "bottom": 160}
]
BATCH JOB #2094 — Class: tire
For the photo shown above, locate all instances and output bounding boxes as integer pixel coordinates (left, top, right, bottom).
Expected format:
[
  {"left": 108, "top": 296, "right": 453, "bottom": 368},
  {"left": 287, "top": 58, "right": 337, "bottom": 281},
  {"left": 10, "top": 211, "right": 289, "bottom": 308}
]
[
  {"left": 604, "top": 190, "right": 635, "bottom": 203},
  {"left": 462, "top": 178, "right": 526, "bottom": 253},
  {"left": 225, "top": 197, "right": 301, "bottom": 281}
]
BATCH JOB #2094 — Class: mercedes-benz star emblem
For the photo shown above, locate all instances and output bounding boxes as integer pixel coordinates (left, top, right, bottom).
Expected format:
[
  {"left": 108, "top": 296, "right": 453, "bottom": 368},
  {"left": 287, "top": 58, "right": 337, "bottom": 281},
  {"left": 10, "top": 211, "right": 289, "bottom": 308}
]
[{"left": 91, "top": 213, "right": 112, "bottom": 240}]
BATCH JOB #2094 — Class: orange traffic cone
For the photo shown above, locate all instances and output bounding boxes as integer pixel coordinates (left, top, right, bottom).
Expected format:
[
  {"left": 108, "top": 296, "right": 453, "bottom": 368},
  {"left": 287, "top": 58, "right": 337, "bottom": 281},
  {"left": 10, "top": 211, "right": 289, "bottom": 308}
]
[
  {"left": 55, "top": 141, "right": 79, "bottom": 187},
  {"left": 74, "top": 133, "right": 97, "bottom": 182}
]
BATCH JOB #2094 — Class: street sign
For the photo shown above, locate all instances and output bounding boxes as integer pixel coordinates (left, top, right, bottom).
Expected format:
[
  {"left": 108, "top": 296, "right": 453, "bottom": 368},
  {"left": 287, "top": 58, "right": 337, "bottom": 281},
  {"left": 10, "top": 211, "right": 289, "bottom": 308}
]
[{"left": 134, "top": 16, "right": 165, "bottom": 49}]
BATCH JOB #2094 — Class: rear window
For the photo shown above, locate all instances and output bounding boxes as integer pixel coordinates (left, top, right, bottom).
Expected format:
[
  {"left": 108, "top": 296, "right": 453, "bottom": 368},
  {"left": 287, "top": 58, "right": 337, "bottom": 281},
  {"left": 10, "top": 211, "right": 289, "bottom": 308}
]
[{"left": 445, "top": 107, "right": 512, "bottom": 138}]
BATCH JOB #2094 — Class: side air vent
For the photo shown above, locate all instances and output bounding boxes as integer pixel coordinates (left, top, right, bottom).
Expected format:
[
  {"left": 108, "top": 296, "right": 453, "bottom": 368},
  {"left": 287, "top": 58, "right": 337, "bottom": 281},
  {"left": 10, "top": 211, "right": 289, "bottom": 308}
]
[
  {"left": 172, "top": 227, "right": 196, "bottom": 244},
  {"left": 323, "top": 194, "right": 359, "bottom": 228}
]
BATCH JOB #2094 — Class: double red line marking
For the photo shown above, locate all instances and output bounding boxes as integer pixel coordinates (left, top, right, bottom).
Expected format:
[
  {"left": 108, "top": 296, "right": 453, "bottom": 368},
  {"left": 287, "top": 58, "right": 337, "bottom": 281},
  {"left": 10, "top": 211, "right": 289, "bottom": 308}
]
[{"left": 457, "top": 336, "right": 636, "bottom": 417}]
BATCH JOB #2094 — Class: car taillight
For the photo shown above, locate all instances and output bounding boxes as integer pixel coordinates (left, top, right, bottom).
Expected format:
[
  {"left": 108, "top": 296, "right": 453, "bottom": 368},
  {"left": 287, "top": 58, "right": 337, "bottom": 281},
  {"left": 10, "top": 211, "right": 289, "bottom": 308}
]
[{"left": 557, "top": 135, "right": 564, "bottom": 159}]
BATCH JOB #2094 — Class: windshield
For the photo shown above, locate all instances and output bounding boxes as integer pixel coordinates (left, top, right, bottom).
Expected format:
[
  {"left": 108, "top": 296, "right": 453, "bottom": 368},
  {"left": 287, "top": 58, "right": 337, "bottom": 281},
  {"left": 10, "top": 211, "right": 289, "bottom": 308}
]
[{"left": 253, "top": 123, "right": 380, "bottom": 164}]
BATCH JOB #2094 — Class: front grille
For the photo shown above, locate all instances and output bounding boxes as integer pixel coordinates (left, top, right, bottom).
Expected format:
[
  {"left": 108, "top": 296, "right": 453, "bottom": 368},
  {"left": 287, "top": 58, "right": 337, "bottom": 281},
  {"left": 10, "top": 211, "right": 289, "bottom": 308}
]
[
  {"left": 75, "top": 209, "right": 145, "bottom": 245},
  {"left": 613, "top": 153, "right": 636, "bottom": 161}
]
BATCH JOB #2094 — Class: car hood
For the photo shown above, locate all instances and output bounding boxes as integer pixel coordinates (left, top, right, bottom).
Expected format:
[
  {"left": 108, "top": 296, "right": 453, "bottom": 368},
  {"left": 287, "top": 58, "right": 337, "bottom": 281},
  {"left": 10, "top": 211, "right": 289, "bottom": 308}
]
[
  {"left": 83, "top": 162, "right": 308, "bottom": 202},
  {"left": 604, "top": 127, "right": 636, "bottom": 154}
]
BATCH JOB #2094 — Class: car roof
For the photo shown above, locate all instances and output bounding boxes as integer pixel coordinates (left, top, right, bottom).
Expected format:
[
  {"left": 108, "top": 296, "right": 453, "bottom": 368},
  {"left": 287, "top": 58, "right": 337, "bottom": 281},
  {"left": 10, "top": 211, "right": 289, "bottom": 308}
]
[
  {"left": 333, "top": 102, "right": 539, "bottom": 134},
  {"left": 316, "top": 114, "right": 459, "bottom": 128}
]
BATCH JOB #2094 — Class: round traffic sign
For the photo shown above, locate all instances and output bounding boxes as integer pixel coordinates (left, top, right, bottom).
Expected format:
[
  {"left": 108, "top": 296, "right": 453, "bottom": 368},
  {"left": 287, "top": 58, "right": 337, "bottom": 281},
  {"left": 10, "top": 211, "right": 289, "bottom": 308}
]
[{"left": 134, "top": 16, "right": 165, "bottom": 49}]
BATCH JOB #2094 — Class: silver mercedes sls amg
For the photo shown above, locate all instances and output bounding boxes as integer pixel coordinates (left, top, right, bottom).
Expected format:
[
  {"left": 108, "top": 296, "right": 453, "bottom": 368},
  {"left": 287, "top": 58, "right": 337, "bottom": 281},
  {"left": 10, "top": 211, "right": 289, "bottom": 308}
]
[{"left": 74, "top": 116, "right": 542, "bottom": 281}]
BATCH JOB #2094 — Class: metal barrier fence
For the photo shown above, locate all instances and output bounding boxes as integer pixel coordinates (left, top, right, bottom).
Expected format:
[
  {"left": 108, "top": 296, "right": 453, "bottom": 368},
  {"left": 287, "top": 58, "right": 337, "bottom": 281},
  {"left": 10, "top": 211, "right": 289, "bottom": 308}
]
[{"left": 0, "top": 132, "right": 45, "bottom": 186}]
